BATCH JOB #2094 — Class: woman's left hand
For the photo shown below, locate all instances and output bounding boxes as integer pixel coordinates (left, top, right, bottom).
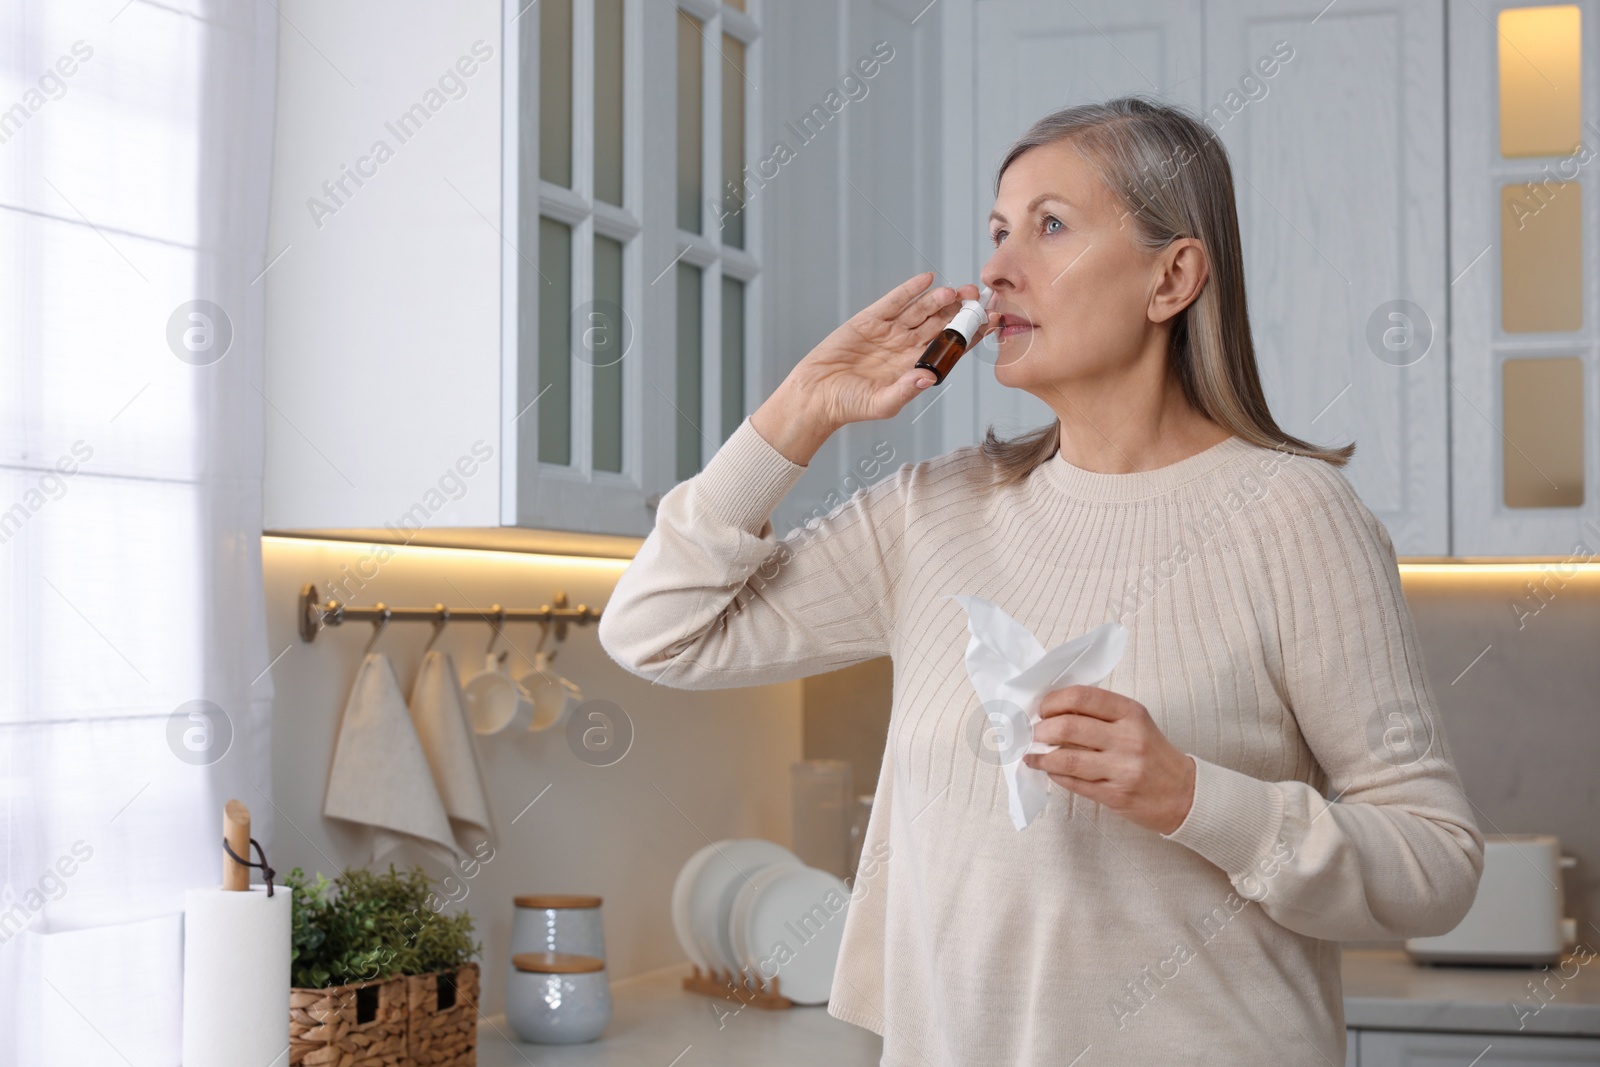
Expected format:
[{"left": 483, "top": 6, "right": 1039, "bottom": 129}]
[{"left": 1024, "top": 685, "right": 1197, "bottom": 835}]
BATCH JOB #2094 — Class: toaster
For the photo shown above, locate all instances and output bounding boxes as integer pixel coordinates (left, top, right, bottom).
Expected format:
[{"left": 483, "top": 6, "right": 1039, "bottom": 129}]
[{"left": 1405, "top": 834, "right": 1578, "bottom": 965}]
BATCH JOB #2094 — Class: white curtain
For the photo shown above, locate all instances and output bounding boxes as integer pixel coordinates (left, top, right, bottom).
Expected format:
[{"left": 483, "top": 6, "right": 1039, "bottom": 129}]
[{"left": 0, "top": 1, "right": 278, "bottom": 1062}]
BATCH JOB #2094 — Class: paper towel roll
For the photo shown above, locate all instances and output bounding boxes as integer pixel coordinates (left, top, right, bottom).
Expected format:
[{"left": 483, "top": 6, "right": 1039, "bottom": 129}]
[{"left": 182, "top": 884, "right": 292, "bottom": 1067}]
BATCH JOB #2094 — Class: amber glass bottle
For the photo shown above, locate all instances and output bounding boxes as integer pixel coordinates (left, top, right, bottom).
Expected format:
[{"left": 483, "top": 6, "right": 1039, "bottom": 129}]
[{"left": 914, "top": 288, "right": 990, "bottom": 385}]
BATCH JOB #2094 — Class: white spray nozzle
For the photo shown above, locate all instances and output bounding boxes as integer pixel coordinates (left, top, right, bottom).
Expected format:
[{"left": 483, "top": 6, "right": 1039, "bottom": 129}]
[{"left": 949, "top": 298, "right": 987, "bottom": 344}]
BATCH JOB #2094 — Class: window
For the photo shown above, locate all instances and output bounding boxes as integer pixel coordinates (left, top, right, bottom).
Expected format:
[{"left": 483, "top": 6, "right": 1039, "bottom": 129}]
[{"left": 509, "top": 0, "right": 759, "bottom": 534}]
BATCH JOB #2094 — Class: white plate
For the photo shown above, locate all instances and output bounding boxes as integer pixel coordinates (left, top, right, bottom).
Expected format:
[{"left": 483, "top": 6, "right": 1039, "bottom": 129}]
[
  {"left": 684, "top": 839, "right": 799, "bottom": 976},
  {"left": 728, "top": 861, "right": 803, "bottom": 982},
  {"left": 671, "top": 843, "right": 720, "bottom": 970},
  {"left": 731, "top": 863, "right": 850, "bottom": 1005}
]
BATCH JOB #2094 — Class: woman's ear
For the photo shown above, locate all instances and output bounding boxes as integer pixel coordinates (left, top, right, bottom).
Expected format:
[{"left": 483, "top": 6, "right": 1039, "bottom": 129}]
[{"left": 1147, "top": 238, "right": 1208, "bottom": 324}]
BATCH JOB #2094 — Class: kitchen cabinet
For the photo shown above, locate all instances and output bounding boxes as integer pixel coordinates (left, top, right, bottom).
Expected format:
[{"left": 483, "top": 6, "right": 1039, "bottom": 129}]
[
  {"left": 1358, "top": 1029, "right": 1600, "bottom": 1065},
  {"left": 1447, "top": 0, "right": 1600, "bottom": 556},
  {"left": 943, "top": 0, "right": 1451, "bottom": 556},
  {"left": 501, "top": 0, "right": 733, "bottom": 536},
  {"left": 264, "top": 0, "right": 945, "bottom": 539},
  {"left": 263, "top": 0, "right": 1592, "bottom": 553},
  {"left": 776, "top": 0, "right": 949, "bottom": 541},
  {"left": 262, "top": 0, "right": 689, "bottom": 536},
  {"left": 1206, "top": 0, "right": 1450, "bottom": 556},
  {"left": 263, "top": 0, "right": 505, "bottom": 531},
  {"left": 505, "top": 0, "right": 949, "bottom": 539}
]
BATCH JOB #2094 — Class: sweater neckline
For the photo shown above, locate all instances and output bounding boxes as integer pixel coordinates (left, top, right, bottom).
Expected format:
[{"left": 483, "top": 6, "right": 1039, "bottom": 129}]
[{"left": 1036, "top": 432, "right": 1255, "bottom": 502}]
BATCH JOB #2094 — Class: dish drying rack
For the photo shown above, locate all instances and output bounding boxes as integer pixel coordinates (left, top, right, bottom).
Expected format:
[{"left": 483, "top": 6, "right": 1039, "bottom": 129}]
[{"left": 681, "top": 965, "right": 793, "bottom": 1009}]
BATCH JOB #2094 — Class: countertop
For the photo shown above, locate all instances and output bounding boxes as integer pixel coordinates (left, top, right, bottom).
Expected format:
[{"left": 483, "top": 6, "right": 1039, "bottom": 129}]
[
  {"left": 1342, "top": 947, "right": 1600, "bottom": 1037},
  {"left": 476, "top": 947, "right": 1600, "bottom": 1064},
  {"left": 476, "top": 964, "right": 880, "bottom": 1066}
]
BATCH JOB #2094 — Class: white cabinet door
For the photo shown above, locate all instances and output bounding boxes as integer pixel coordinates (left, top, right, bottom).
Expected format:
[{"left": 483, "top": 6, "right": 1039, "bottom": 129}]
[
  {"left": 945, "top": 0, "right": 1449, "bottom": 556},
  {"left": 263, "top": 1, "right": 505, "bottom": 531},
  {"left": 500, "top": 0, "right": 676, "bottom": 537},
  {"left": 1206, "top": 0, "right": 1450, "bottom": 556},
  {"left": 1359, "top": 1028, "right": 1600, "bottom": 1065},
  {"left": 940, "top": 0, "right": 1205, "bottom": 452},
  {"left": 1447, "top": 0, "right": 1600, "bottom": 556},
  {"left": 760, "top": 0, "right": 946, "bottom": 537}
]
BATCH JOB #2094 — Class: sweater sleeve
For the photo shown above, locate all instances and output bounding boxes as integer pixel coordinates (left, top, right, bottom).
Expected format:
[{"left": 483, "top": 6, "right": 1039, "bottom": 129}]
[
  {"left": 596, "top": 416, "right": 907, "bottom": 690},
  {"left": 1158, "top": 463, "right": 1484, "bottom": 942}
]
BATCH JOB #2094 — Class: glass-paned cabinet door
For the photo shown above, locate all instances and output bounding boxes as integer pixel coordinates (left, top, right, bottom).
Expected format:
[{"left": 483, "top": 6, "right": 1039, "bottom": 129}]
[
  {"left": 506, "top": 0, "right": 759, "bottom": 535},
  {"left": 1448, "top": 1, "right": 1598, "bottom": 555},
  {"left": 670, "top": 1, "right": 759, "bottom": 485},
  {"left": 675, "top": 261, "right": 703, "bottom": 481}
]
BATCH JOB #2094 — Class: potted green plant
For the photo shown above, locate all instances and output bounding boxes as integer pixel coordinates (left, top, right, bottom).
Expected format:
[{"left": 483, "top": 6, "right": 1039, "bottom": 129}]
[{"left": 283, "top": 863, "right": 483, "bottom": 1067}]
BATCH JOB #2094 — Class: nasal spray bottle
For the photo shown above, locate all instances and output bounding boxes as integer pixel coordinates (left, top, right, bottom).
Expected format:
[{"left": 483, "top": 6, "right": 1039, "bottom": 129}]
[{"left": 914, "top": 286, "right": 992, "bottom": 386}]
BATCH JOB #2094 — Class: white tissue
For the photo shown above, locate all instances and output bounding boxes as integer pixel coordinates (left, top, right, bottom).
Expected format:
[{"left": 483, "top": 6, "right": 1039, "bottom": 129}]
[{"left": 946, "top": 595, "right": 1128, "bottom": 830}]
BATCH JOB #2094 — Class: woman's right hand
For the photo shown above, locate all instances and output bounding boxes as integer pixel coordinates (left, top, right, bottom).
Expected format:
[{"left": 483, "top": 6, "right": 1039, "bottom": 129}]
[{"left": 751, "top": 271, "right": 989, "bottom": 465}]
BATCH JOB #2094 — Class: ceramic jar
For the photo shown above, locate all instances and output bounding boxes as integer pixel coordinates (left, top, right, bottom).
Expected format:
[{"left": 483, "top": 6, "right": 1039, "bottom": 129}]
[
  {"left": 504, "top": 952, "right": 611, "bottom": 1044},
  {"left": 509, "top": 894, "right": 606, "bottom": 959}
]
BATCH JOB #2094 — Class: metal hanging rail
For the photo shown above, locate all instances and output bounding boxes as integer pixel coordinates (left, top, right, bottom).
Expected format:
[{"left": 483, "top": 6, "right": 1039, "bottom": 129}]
[{"left": 297, "top": 583, "right": 604, "bottom": 644}]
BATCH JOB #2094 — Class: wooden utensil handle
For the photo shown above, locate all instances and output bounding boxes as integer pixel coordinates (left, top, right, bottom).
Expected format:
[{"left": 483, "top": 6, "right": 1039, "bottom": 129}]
[{"left": 223, "top": 799, "right": 251, "bottom": 891}]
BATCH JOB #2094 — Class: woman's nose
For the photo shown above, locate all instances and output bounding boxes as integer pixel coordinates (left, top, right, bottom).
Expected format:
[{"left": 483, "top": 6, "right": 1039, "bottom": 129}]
[{"left": 979, "top": 253, "right": 1009, "bottom": 296}]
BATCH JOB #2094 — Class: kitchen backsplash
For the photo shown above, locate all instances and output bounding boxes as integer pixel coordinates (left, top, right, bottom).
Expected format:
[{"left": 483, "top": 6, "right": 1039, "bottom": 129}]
[
  {"left": 260, "top": 536, "right": 803, "bottom": 1018},
  {"left": 1399, "top": 567, "right": 1600, "bottom": 941}
]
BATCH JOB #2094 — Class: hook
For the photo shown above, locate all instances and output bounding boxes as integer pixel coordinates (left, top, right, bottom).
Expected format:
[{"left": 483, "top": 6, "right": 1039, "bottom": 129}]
[
  {"left": 363, "top": 605, "right": 391, "bottom": 655},
  {"left": 485, "top": 605, "right": 505, "bottom": 657},
  {"left": 422, "top": 605, "right": 449, "bottom": 654}
]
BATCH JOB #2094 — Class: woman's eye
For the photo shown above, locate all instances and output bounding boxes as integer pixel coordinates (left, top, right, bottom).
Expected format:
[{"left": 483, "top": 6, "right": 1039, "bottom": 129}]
[
  {"left": 990, "top": 228, "right": 1007, "bottom": 246},
  {"left": 1043, "top": 215, "right": 1063, "bottom": 234}
]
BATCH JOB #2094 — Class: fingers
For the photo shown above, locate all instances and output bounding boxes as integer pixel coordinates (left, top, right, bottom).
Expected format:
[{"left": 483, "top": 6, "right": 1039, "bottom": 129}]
[
  {"left": 866, "top": 270, "right": 937, "bottom": 320},
  {"left": 902, "top": 369, "right": 934, "bottom": 398},
  {"left": 869, "top": 273, "right": 986, "bottom": 323},
  {"left": 908, "top": 301, "right": 966, "bottom": 347},
  {"left": 1033, "top": 709, "right": 1114, "bottom": 751},
  {"left": 1026, "top": 747, "right": 1112, "bottom": 783},
  {"left": 866, "top": 367, "right": 937, "bottom": 422},
  {"left": 902, "top": 286, "right": 963, "bottom": 330},
  {"left": 1039, "top": 684, "right": 1126, "bottom": 722}
]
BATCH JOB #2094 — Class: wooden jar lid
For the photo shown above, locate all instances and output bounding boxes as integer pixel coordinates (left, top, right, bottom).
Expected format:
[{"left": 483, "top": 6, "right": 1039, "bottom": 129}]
[
  {"left": 512, "top": 951, "right": 605, "bottom": 974},
  {"left": 514, "top": 894, "right": 602, "bottom": 909}
]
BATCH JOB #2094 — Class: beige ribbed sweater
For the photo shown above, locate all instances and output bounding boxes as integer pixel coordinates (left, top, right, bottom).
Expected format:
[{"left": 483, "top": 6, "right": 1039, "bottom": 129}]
[{"left": 597, "top": 415, "right": 1484, "bottom": 1066}]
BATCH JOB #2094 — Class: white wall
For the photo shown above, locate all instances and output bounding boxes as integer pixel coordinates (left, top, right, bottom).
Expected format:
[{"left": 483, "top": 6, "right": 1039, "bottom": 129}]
[{"left": 261, "top": 536, "right": 804, "bottom": 1013}]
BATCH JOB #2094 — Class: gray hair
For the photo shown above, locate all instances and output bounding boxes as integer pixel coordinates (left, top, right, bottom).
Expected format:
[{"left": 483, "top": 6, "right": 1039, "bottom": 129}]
[{"left": 978, "top": 95, "right": 1353, "bottom": 486}]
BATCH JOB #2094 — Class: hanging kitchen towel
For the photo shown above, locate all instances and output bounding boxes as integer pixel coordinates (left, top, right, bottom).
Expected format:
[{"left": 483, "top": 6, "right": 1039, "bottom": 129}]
[
  {"left": 324, "top": 653, "right": 460, "bottom": 867},
  {"left": 408, "top": 650, "right": 495, "bottom": 856},
  {"left": 946, "top": 595, "right": 1129, "bottom": 831}
]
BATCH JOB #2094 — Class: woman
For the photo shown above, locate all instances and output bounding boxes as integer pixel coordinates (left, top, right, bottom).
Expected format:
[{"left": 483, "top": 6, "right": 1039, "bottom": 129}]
[{"left": 598, "top": 97, "right": 1482, "bottom": 1066}]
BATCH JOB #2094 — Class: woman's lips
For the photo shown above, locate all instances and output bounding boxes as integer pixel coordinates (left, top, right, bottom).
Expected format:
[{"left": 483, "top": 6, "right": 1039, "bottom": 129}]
[{"left": 997, "top": 314, "right": 1034, "bottom": 339}]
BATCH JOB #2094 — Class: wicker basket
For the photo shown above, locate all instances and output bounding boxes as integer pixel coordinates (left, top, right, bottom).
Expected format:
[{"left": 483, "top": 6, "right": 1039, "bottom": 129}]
[
  {"left": 288, "top": 974, "right": 409, "bottom": 1066},
  {"left": 405, "top": 963, "right": 479, "bottom": 1066}
]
